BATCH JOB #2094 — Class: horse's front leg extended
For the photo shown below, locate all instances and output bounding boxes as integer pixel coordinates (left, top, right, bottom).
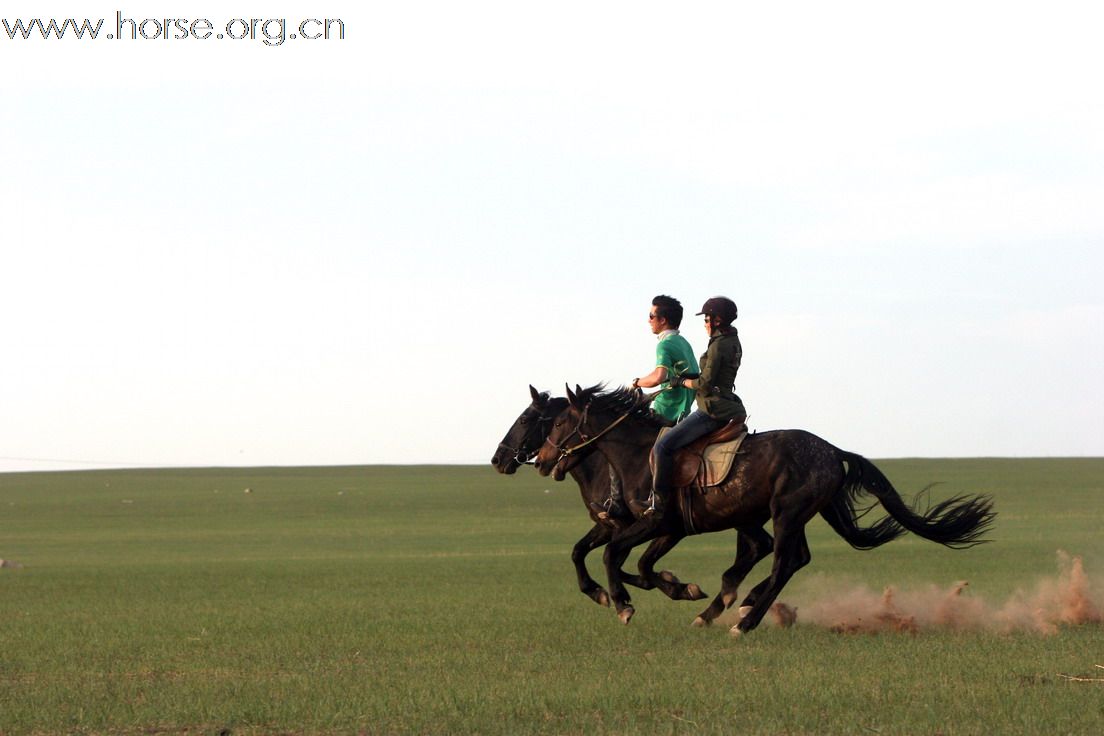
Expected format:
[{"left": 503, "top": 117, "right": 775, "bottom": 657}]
[
  {"left": 572, "top": 524, "right": 614, "bottom": 607},
  {"left": 602, "top": 518, "right": 664, "bottom": 624},
  {"left": 637, "top": 532, "right": 706, "bottom": 601}
]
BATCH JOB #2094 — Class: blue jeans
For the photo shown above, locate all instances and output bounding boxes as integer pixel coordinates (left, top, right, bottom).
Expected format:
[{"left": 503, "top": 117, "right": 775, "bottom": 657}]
[{"left": 652, "top": 410, "right": 726, "bottom": 494}]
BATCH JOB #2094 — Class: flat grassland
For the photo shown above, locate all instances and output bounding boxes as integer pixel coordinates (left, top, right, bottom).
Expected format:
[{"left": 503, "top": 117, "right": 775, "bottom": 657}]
[{"left": 1, "top": 459, "right": 1102, "bottom": 735}]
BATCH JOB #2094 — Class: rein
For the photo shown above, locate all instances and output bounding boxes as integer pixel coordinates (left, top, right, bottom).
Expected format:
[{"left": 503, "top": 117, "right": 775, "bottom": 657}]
[{"left": 553, "top": 390, "right": 659, "bottom": 461}]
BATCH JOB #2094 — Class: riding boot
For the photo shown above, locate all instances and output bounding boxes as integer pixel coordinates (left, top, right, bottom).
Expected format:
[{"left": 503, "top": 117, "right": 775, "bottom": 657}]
[
  {"left": 628, "top": 489, "right": 668, "bottom": 519},
  {"left": 605, "top": 466, "right": 627, "bottom": 520},
  {"left": 643, "top": 486, "right": 670, "bottom": 518},
  {"left": 631, "top": 462, "right": 674, "bottom": 520},
  {"left": 589, "top": 467, "right": 627, "bottom": 526},
  {"left": 589, "top": 500, "right": 627, "bottom": 528}
]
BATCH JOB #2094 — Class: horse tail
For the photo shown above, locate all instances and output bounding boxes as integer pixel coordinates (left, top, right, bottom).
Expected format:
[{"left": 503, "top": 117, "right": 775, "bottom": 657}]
[
  {"left": 820, "top": 452, "right": 907, "bottom": 550},
  {"left": 835, "top": 451, "right": 996, "bottom": 549}
]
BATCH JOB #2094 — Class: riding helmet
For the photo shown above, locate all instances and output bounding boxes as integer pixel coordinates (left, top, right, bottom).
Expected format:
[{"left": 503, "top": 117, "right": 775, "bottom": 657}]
[{"left": 696, "top": 296, "right": 738, "bottom": 325}]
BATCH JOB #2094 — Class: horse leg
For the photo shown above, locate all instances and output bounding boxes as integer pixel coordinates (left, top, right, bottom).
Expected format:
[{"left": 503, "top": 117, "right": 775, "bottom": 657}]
[
  {"left": 636, "top": 533, "right": 707, "bottom": 601},
  {"left": 573, "top": 523, "right": 651, "bottom": 597},
  {"left": 582, "top": 529, "right": 649, "bottom": 591},
  {"left": 572, "top": 524, "right": 614, "bottom": 607},
  {"left": 731, "top": 524, "right": 812, "bottom": 636},
  {"left": 735, "top": 577, "right": 773, "bottom": 619},
  {"left": 603, "top": 517, "right": 665, "bottom": 624},
  {"left": 692, "top": 527, "right": 773, "bottom": 627}
]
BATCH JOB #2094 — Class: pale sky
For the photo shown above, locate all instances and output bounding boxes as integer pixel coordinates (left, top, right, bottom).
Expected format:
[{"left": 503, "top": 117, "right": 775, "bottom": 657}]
[{"left": 2, "top": 1, "right": 1102, "bottom": 472}]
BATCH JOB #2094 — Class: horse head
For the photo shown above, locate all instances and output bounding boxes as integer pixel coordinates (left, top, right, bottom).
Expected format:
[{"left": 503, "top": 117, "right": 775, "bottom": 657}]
[
  {"left": 533, "top": 384, "right": 600, "bottom": 480},
  {"left": 491, "top": 385, "right": 569, "bottom": 474}
]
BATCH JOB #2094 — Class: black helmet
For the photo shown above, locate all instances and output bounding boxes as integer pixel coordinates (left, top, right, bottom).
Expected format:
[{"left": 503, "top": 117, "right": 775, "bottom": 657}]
[{"left": 696, "top": 296, "right": 738, "bottom": 325}]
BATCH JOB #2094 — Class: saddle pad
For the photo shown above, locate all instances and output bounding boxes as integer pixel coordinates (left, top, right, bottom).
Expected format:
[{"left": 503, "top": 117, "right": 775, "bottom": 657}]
[
  {"left": 697, "top": 431, "right": 748, "bottom": 487},
  {"left": 652, "top": 427, "right": 749, "bottom": 488}
]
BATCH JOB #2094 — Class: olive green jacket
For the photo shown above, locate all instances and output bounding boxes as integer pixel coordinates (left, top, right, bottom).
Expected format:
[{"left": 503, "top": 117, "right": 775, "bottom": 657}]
[{"left": 695, "top": 328, "right": 746, "bottom": 421}]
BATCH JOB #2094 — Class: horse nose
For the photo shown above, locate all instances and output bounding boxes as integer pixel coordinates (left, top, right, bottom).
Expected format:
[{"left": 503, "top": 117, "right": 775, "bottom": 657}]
[{"left": 490, "top": 454, "right": 500, "bottom": 466}]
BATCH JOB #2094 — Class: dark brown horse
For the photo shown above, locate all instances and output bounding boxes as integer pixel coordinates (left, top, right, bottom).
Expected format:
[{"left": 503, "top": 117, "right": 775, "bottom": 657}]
[
  {"left": 534, "top": 384, "right": 995, "bottom": 636},
  {"left": 491, "top": 386, "right": 707, "bottom": 607}
]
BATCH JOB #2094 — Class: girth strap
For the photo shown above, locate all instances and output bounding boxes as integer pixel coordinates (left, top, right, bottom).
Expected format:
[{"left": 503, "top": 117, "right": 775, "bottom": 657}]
[{"left": 678, "top": 484, "right": 697, "bottom": 535}]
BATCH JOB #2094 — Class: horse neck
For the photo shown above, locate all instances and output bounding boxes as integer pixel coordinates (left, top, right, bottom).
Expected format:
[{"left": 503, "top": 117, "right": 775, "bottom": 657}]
[
  {"left": 588, "top": 415, "right": 658, "bottom": 495},
  {"left": 567, "top": 451, "right": 610, "bottom": 503}
]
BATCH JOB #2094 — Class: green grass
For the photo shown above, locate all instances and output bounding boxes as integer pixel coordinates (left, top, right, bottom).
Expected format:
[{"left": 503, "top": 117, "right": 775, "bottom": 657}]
[{"left": 1, "top": 459, "right": 1103, "bottom": 734}]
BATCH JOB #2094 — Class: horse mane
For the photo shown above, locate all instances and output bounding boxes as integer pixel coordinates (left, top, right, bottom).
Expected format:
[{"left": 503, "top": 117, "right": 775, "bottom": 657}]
[
  {"left": 573, "top": 383, "right": 669, "bottom": 429},
  {"left": 544, "top": 396, "right": 569, "bottom": 413}
]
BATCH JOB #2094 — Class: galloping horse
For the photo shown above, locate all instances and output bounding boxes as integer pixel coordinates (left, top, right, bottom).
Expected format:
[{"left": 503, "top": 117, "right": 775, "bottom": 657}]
[
  {"left": 491, "top": 386, "right": 707, "bottom": 606},
  {"left": 534, "top": 384, "right": 996, "bottom": 636}
]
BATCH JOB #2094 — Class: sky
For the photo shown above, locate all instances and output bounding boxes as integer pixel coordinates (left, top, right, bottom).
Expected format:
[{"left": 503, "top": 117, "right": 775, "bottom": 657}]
[{"left": 2, "top": 1, "right": 1102, "bottom": 472}]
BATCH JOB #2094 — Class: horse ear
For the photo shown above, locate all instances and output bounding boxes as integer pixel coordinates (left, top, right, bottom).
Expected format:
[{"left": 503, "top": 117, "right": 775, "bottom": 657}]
[
  {"left": 565, "top": 383, "right": 580, "bottom": 409},
  {"left": 529, "top": 384, "right": 542, "bottom": 403}
]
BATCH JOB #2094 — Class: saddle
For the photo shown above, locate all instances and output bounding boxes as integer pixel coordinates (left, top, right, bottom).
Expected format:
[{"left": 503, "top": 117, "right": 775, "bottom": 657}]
[{"left": 650, "top": 420, "right": 749, "bottom": 489}]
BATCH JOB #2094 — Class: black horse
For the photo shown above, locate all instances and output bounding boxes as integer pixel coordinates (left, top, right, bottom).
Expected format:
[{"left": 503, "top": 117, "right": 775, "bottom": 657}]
[
  {"left": 491, "top": 386, "right": 707, "bottom": 606},
  {"left": 534, "top": 385, "right": 995, "bottom": 635}
]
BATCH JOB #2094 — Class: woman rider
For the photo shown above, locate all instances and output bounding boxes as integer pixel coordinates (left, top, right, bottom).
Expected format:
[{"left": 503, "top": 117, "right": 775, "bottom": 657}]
[{"left": 638, "top": 296, "right": 747, "bottom": 518}]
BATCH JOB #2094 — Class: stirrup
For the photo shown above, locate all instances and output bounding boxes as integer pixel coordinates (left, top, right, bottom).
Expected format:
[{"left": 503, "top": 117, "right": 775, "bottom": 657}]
[
  {"left": 629, "top": 494, "right": 658, "bottom": 518},
  {"left": 589, "top": 501, "right": 611, "bottom": 519},
  {"left": 593, "top": 495, "right": 627, "bottom": 522}
]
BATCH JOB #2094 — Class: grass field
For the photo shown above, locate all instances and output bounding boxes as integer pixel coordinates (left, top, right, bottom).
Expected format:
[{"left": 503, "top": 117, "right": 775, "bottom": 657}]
[{"left": 1, "top": 459, "right": 1103, "bottom": 735}]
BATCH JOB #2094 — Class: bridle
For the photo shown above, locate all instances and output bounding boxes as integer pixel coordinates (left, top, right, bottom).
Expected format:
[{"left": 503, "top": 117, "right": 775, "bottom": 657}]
[
  {"left": 546, "top": 390, "right": 657, "bottom": 464},
  {"left": 497, "top": 410, "right": 555, "bottom": 467}
]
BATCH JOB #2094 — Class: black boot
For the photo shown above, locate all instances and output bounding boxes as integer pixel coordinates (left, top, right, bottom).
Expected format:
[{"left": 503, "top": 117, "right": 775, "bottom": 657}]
[
  {"left": 629, "top": 489, "right": 666, "bottom": 519},
  {"left": 635, "top": 458, "right": 675, "bottom": 520},
  {"left": 593, "top": 466, "right": 629, "bottom": 526},
  {"left": 590, "top": 497, "right": 629, "bottom": 528}
]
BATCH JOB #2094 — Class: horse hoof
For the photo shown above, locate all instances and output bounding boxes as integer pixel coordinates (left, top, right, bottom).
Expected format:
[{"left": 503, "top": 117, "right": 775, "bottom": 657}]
[
  {"left": 691, "top": 616, "right": 710, "bottom": 628},
  {"left": 737, "top": 606, "right": 753, "bottom": 620},
  {"left": 618, "top": 606, "right": 635, "bottom": 625},
  {"left": 686, "top": 583, "right": 707, "bottom": 600},
  {"left": 597, "top": 590, "right": 611, "bottom": 608},
  {"left": 729, "top": 625, "right": 744, "bottom": 639}
]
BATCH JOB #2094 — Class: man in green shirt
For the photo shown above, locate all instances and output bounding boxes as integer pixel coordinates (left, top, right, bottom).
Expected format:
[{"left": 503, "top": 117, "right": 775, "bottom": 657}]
[
  {"left": 594, "top": 296, "right": 699, "bottom": 523},
  {"left": 632, "top": 295, "right": 699, "bottom": 422}
]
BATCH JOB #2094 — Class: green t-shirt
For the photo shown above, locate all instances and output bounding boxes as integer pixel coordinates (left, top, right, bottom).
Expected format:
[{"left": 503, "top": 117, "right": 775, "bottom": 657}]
[{"left": 652, "top": 332, "right": 699, "bottom": 422}]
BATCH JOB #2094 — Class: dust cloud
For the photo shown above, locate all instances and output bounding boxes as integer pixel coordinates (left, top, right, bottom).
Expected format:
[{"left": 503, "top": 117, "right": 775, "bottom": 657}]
[{"left": 772, "top": 551, "right": 1102, "bottom": 635}]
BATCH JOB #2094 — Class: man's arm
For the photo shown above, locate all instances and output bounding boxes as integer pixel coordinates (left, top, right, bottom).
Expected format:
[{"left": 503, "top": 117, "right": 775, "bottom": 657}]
[
  {"left": 632, "top": 366, "right": 668, "bottom": 389},
  {"left": 680, "top": 342, "right": 716, "bottom": 391}
]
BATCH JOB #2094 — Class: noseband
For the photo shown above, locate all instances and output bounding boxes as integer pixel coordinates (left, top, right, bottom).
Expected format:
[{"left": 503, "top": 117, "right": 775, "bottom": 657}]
[{"left": 498, "top": 412, "right": 554, "bottom": 466}]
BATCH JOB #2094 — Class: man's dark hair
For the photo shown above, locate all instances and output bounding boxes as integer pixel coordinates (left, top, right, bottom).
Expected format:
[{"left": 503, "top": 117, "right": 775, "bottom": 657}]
[{"left": 652, "top": 295, "right": 683, "bottom": 329}]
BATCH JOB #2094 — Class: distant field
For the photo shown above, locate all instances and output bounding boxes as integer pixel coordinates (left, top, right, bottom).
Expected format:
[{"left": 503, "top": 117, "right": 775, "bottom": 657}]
[{"left": 1, "top": 459, "right": 1103, "bottom": 735}]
